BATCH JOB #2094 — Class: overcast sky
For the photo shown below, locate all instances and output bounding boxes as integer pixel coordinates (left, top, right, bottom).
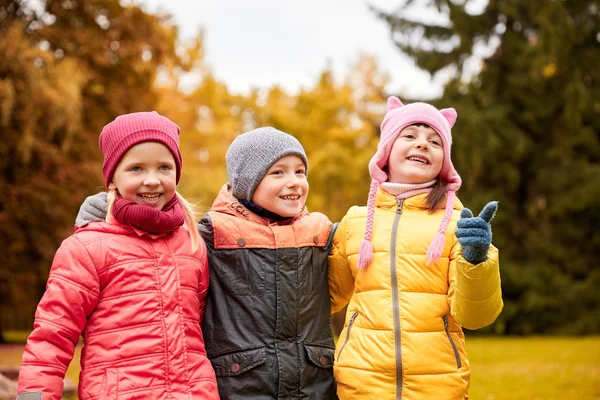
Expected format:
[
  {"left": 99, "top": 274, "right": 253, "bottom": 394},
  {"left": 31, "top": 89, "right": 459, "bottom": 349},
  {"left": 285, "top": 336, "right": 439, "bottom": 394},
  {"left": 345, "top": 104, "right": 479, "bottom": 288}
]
[{"left": 137, "top": 0, "right": 444, "bottom": 99}]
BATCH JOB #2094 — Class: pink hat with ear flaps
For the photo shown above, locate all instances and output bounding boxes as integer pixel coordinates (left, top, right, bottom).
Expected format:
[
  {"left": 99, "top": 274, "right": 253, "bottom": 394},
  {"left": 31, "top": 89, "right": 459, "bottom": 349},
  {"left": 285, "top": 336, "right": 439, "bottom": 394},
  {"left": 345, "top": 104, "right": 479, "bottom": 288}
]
[{"left": 357, "top": 96, "right": 462, "bottom": 269}]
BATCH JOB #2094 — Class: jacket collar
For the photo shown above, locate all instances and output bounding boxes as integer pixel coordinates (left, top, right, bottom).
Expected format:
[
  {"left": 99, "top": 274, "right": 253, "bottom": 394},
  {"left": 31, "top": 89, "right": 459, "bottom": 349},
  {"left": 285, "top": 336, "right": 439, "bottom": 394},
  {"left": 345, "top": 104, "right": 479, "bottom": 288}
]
[
  {"left": 76, "top": 219, "right": 174, "bottom": 239},
  {"left": 375, "top": 187, "right": 463, "bottom": 211}
]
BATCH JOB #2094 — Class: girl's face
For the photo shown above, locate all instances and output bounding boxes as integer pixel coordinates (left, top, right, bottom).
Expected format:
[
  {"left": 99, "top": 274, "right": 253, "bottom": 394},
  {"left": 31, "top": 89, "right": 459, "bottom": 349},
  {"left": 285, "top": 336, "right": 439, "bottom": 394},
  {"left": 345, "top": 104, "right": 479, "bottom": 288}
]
[
  {"left": 109, "top": 142, "right": 177, "bottom": 210},
  {"left": 252, "top": 155, "right": 308, "bottom": 218},
  {"left": 387, "top": 124, "right": 444, "bottom": 184}
]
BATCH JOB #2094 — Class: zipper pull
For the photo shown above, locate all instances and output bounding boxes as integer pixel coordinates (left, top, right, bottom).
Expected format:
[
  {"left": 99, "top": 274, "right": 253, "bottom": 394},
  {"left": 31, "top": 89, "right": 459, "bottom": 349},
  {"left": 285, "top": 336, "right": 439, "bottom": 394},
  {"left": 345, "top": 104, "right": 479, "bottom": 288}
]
[
  {"left": 396, "top": 198, "right": 404, "bottom": 215},
  {"left": 349, "top": 311, "right": 358, "bottom": 324},
  {"left": 443, "top": 315, "right": 449, "bottom": 330}
]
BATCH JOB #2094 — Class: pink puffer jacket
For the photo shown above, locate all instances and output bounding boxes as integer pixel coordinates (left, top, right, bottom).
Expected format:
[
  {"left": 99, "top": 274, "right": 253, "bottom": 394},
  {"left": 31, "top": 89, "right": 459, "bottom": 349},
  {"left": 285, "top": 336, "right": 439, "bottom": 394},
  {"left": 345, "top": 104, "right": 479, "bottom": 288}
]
[{"left": 17, "top": 221, "right": 219, "bottom": 400}]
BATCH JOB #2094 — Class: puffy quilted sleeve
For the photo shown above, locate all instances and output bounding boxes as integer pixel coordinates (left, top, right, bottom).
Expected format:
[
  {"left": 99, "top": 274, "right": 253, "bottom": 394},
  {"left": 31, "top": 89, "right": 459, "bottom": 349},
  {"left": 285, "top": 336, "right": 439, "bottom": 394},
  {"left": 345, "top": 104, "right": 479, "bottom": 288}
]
[
  {"left": 328, "top": 216, "right": 355, "bottom": 314},
  {"left": 448, "top": 241, "right": 503, "bottom": 330},
  {"left": 18, "top": 235, "right": 100, "bottom": 400}
]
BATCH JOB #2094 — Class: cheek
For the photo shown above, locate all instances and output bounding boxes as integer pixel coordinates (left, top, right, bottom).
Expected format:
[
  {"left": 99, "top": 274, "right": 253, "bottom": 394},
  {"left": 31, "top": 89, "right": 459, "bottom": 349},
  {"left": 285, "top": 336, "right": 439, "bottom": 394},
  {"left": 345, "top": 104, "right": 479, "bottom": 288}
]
[
  {"left": 433, "top": 151, "right": 445, "bottom": 169},
  {"left": 388, "top": 144, "right": 405, "bottom": 163}
]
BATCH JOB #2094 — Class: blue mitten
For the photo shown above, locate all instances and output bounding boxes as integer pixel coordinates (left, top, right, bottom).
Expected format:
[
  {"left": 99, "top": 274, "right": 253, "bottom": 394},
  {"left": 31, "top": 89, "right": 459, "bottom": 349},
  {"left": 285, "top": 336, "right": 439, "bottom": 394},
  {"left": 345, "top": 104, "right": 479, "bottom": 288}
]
[
  {"left": 75, "top": 192, "right": 108, "bottom": 228},
  {"left": 455, "top": 201, "right": 498, "bottom": 265}
]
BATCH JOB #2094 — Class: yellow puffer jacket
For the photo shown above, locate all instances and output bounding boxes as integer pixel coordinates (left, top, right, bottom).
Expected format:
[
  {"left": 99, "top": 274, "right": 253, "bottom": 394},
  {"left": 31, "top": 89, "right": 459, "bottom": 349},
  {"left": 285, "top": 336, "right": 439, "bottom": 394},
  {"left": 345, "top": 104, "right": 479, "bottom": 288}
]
[{"left": 328, "top": 189, "right": 503, "bottom": 400}]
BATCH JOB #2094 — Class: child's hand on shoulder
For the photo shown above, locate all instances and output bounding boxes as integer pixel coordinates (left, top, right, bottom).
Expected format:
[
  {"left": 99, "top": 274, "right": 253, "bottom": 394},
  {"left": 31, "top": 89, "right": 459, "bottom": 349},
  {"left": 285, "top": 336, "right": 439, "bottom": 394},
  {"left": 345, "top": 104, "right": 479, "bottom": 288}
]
[{"left": 455, "top": 201, "right": 498, "bottom": 265}]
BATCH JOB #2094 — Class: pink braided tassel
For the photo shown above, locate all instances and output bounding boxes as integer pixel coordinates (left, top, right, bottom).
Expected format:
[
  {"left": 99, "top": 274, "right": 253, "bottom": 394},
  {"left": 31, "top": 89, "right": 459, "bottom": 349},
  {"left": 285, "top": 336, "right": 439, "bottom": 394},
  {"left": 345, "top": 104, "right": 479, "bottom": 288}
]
[
  {"left": 426, "top": 190, "right": 456, "bottom": 265},
  {"left": 357, "top": 239, "right": 374, "bottom": 270},
  {"left": 357, "top": 180, "right": 379, "bottom": 270},
  {"left": 426, "top": 232, "right": 445, "bottom": 266}
]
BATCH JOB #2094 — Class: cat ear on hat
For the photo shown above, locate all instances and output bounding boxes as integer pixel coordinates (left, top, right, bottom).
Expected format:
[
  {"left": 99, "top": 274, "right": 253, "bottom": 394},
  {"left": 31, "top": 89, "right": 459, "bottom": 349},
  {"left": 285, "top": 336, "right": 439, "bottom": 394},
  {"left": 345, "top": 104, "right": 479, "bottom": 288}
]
[
  {"left": 440, "top": 108, "right": 457, "bottom": 127},
  {"left": 386, "top": 96, "right": 404, "bottom": 111}
]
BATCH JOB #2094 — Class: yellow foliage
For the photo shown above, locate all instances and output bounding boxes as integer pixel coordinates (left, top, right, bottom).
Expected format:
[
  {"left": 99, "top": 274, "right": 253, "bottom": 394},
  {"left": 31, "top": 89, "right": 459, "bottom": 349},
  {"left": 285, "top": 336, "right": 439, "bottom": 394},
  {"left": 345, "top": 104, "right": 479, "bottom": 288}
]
[
  {"left": 156, "top": 42, "right": 388, "bottom": 221},
  {"left": 542, "top": 63, "right": 557, "bottom": 77}
]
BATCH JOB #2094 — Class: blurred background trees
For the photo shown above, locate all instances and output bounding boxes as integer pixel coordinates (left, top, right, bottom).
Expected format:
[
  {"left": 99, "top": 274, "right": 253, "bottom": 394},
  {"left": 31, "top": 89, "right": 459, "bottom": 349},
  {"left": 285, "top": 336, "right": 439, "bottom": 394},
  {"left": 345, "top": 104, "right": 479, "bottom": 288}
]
[
  {"left": 375, "top": 0, "right": 600, "bottom": 334},
  {"left": 1, "top": 0, "right": 598, "bottom": 336},
  {"left": 0, "top": 0, "right": 180, "bottom": 330}
]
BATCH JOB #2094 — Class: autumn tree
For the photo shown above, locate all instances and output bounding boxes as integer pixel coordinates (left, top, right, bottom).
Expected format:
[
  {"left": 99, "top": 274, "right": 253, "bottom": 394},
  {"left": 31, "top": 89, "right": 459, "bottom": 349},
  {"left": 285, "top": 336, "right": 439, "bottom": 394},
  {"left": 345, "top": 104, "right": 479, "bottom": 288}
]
[
  {"left": 0, "top": 0, "right": 179, "bottom": 331},
  {"left": 160, "top": 51, "right": 388, "bottom": 223}
]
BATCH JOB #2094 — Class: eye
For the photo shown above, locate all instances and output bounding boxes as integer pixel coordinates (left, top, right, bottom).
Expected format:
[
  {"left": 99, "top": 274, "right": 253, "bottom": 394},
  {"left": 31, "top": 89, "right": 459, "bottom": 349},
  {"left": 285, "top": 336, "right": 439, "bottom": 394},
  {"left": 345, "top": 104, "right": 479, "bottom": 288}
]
[
  {"left": 430, "top": 139, "right": 441, "bottom": 146},
  {"left": 403, "top": 134, "right": 415, "bottom": 139},
  {"left": 159, "top": 165, "right": 172, "bottom": 171},
  {"left": 129, "top": 166, "right": 142, "bottom": 172},
  {"left": 296, "top": 169, "right": 306, "bottom": 175},
  {"left": 270, "top": 169, "right": 284, "bottom": 175}
]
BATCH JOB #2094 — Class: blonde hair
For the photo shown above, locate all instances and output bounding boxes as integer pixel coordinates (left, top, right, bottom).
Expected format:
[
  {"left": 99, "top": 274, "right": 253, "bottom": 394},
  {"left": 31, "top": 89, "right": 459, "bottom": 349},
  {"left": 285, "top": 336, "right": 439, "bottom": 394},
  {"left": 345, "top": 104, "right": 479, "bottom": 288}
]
[{"left": 106, "top": 189, "right": 202, "bottom": 252}]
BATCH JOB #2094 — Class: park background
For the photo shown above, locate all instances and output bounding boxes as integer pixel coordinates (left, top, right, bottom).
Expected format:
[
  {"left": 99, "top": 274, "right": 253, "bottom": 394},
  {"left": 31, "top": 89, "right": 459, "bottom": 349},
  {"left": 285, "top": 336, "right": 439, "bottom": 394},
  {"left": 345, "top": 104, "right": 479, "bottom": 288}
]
[{"left": 0, "top": 0, "right": 599, "bottom": 398}]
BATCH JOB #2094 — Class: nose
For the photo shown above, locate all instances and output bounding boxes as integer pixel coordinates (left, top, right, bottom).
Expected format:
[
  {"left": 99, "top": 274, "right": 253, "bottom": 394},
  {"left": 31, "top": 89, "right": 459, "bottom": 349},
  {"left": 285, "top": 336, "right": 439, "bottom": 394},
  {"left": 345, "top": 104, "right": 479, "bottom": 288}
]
[
  {"left": 143, "top": 173, "right": 161, "bottom": 186},
  {"left": 285, "top": 174, "right": 301, "bottom": 187},
  {"left": 415, "top": 138, "right": 429, "bottom": 150}
]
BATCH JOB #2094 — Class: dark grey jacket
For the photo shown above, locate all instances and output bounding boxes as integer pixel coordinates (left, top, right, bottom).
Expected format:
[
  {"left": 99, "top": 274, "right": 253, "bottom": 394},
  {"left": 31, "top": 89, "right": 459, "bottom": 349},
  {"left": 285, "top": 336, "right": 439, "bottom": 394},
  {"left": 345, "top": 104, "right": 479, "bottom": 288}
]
[{"left": 198, "top": 185, "right": 337, "bottom": 400}]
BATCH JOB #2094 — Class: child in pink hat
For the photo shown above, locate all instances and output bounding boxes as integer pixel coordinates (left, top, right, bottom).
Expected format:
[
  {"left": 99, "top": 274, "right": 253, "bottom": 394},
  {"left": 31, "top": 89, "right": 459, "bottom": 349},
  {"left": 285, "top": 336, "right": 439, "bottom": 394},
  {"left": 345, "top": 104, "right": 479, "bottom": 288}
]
[
  {"left": 17, "top": 112, "right": 219, "bottom": 400},
  {"left": 328, "top": 97, "right": 503, "bottom": 399}
]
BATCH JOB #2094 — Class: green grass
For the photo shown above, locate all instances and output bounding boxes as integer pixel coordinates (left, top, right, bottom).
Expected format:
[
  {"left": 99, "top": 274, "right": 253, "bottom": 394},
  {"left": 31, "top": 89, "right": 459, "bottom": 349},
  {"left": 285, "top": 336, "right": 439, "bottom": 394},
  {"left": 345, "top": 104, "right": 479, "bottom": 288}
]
[
  {"left": 467, "top": 336, "right": 600, "bottom": 400},
  {"left": 1, "top": 335, "right": 599, "bottom": 399}
]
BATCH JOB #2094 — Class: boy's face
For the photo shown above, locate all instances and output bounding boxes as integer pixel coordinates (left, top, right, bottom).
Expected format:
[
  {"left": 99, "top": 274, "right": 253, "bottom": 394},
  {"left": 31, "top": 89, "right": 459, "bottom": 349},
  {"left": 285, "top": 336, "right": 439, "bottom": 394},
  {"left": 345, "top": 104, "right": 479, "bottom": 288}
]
[
  {"left": 252, "top": 155, "right": 308, "bottom": 218},
  {"left": 387, "top": 124, "right": 444, "bottom": 184},
  {"left": 109, "top": 141, "right": 177, "bottom": 210}
]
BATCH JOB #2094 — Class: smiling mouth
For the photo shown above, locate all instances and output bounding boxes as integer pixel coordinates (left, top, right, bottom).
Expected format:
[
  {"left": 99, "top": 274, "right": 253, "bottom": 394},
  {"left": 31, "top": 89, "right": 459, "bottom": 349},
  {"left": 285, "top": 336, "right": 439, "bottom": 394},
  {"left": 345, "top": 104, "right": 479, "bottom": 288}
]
[
  {"left": 140, "top": 193, "right": 160, "bottom": 201},
  {"left": 407, "top": 156, "right": 429, "bottom": 164},
  {"left": 280, "top": 195, "right": 301, "bottom": 200}
]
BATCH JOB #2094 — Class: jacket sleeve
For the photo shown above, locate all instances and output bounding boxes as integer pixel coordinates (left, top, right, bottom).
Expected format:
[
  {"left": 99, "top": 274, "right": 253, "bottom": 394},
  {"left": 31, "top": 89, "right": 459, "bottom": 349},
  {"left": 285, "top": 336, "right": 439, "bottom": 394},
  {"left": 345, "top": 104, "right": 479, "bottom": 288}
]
[
  {"left": 18, "top": 236, "right": 100, "bottom": 400},
  {"left": 197, "top": 213, "right": 214, "bottom": 244},
  {"left": 328, "top": 216, "right": 355, "bottom": 314},
  {"left": 448, "top": 241, "right": 503, "bottom": 330}
]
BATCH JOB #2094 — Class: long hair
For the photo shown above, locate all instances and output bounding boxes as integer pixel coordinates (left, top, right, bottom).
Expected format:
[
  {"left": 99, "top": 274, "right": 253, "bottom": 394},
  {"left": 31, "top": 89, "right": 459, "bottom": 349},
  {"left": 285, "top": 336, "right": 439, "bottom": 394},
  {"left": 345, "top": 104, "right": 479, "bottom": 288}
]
[
  {"left": 106, "top": 189, "right": 202, "bottom": 252},
  {"left": 426, "top": 179, "right": 448, "bottom": 212}
]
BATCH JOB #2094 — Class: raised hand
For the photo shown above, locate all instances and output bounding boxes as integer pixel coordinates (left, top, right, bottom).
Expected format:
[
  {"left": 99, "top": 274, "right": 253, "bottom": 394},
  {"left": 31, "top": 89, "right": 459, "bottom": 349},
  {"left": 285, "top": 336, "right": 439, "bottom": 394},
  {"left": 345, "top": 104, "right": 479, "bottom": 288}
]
[
  {"left": 75, "top": 192, "right": 108, "bottom": 228},
  {"left": 455, "top": 201, "right": 498, "bottom": 265}
]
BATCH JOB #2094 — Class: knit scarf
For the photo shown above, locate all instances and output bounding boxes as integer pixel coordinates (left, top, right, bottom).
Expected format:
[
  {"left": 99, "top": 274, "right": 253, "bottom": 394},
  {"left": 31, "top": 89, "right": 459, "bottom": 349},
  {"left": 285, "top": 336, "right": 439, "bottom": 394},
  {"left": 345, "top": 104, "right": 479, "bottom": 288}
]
[
  {"left": 112, "top": 193, "right": 185, "bottom": 234},
  {"left": 380, "top": 179, "right": 437, "bottom": 199}
]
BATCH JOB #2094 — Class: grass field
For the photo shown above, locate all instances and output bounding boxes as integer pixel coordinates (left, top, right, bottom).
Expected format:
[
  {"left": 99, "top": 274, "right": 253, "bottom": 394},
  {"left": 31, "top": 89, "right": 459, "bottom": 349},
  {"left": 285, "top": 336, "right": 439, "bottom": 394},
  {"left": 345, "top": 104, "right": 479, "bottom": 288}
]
[
  {"left": 1, "top": 335, "right": 599, "bottom": 399},
  {"left": 467, "top": 336, "right": 600, "bottom": 400}
]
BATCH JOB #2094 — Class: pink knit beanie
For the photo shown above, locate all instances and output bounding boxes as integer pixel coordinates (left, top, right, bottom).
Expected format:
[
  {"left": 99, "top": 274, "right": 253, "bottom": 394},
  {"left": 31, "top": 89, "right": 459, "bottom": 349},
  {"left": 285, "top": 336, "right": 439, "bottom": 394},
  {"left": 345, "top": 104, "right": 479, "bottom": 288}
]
[
  {"left": 357, "top": 96, "right": 462, "bottom": 269},
  {"left": 99, "top": 111, "right": 182, "bottom": 187}
]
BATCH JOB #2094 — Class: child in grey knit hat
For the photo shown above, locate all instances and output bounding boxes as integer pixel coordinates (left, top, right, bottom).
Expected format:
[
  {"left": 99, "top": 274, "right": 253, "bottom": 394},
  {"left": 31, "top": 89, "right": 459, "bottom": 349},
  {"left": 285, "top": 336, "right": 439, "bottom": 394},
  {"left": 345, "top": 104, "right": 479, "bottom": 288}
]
[
  {"left": 198, "top": 127, "right": 337, "bottom": 399},
  {"left": 75, "top": 126, "right": 337, "bottom": 400},
  {"left": 225, "top": 126, "right": 310, "bottom": 219}
]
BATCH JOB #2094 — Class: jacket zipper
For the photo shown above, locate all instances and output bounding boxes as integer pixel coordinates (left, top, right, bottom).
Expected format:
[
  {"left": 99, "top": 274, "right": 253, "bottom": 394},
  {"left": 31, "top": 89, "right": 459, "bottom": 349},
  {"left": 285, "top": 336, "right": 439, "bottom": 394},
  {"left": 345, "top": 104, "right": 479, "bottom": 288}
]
[
  {"left": 391, "top": 198, "right": 404, "bottom": 400},
  {"left": 336, "top": 311, "right": 358, "bottom": 361},
  {"left": 443, "top": 315, "right": 462, "bottom": 368}
]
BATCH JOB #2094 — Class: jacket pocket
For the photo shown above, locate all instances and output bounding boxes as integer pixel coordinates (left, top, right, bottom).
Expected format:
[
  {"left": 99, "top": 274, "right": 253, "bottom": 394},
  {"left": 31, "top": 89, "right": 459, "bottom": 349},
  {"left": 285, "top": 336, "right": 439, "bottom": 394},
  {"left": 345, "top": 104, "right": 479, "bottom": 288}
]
[
  {"left": 99, "top": 368, "right": 119, "bottom": 400},
  {"left": 216, "top": 250, "right": 265, "bottom": 295},
  {"left": 303, "top": 344, "right": 335, "bottom": 369},
  {"left": 336, "top": 311, "right": 358, "bottom": 362},
  {"left": 210, "top": 347, "right": 266, "bottom": 377},
  {"left": 443, "top": 315, "right": 462, "bottom": 369},
  {"left": 303, "top": 247, "right": 327, "bottom": 295}
]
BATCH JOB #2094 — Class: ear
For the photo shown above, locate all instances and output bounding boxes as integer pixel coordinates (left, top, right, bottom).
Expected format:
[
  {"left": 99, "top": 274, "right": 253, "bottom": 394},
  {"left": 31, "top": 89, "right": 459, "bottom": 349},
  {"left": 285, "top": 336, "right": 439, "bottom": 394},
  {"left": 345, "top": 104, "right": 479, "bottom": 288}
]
[
  {"left": 440, "top": 108, "right": 457, "bottom": 127},
  {"left": 386, "top": 96, "right": 404, "bottom": 111},
  {"left": 108, "top": 182, "right": 117, "bottom": 190}
]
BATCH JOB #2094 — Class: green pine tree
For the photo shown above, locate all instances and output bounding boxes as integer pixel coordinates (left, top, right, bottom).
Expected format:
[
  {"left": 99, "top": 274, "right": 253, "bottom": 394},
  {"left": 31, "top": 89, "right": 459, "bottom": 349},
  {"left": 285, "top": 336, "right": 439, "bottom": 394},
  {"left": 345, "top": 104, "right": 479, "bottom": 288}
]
[{"left": 375, "top": 0, "right": 600, "bottom": 334}]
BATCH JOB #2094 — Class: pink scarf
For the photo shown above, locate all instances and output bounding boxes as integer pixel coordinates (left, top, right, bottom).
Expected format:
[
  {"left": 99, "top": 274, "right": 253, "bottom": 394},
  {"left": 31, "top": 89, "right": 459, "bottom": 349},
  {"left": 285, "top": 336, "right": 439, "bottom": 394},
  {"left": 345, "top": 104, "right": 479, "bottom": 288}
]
[
  {"left": 380, "top": 179, "right": 437, "bottom": 199},
  {"left": 112, "top": 194, "right": 185, "bottom": 234}
]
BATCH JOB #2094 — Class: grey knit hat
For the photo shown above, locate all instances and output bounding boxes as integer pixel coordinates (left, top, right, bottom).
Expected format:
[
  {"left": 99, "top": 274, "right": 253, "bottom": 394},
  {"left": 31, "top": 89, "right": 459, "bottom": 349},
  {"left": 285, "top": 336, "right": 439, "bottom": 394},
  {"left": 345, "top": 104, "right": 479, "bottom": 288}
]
[{"left": 226, "top": 127, "right": 308, "bottom": 201}]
